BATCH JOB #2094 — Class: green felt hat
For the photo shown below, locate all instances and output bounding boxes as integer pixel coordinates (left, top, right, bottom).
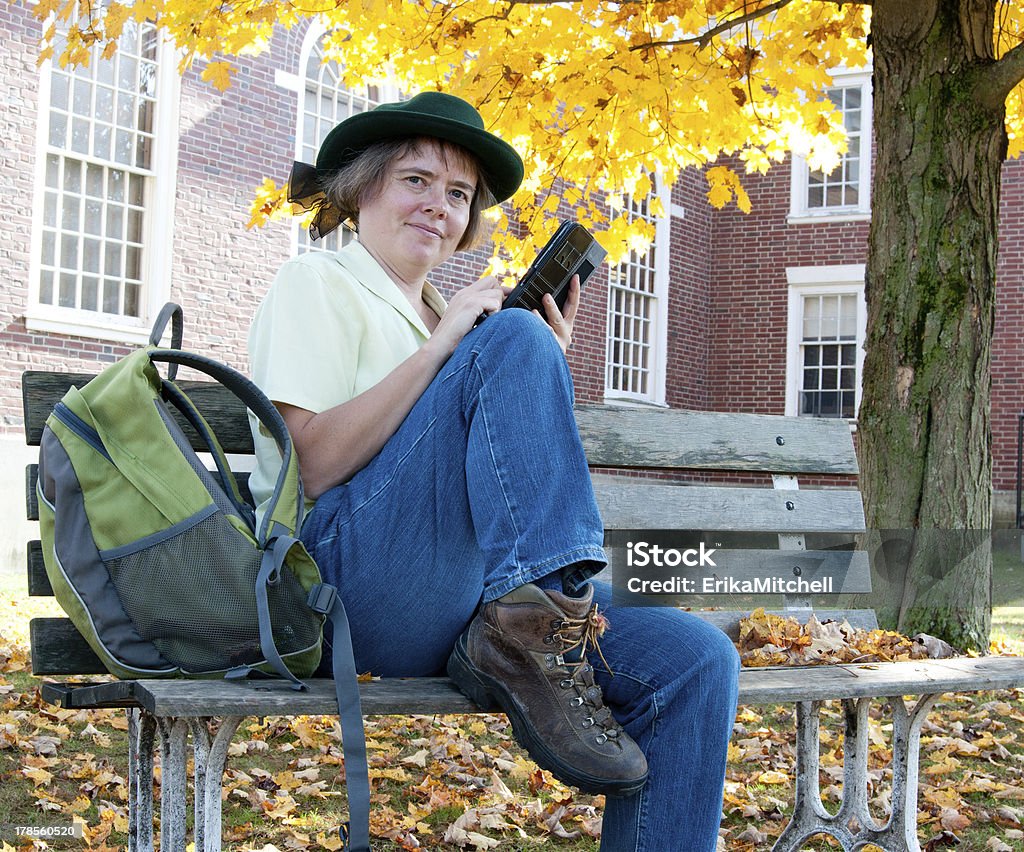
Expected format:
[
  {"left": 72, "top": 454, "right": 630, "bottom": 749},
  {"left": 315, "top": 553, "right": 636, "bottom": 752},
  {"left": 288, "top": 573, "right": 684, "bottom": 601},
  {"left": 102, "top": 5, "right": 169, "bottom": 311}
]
[{"left": 316, "top": 92, "right": 525, "bottom": 205}]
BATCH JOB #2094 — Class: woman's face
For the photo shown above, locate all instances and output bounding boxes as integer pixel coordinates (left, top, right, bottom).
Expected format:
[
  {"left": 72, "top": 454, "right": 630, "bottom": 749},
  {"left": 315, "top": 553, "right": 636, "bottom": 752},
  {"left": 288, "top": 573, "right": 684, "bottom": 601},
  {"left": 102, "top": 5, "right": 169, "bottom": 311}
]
[{"left": 357, "top": 140, "right": 479, "bottom": 286}]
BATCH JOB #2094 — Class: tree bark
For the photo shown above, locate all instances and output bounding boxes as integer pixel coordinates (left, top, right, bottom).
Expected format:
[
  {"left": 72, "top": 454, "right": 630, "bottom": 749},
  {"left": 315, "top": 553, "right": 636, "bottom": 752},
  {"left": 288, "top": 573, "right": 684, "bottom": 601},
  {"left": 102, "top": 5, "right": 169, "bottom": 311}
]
[{"left": 858, "top": 0, "right": 1008, "bottom": 649}]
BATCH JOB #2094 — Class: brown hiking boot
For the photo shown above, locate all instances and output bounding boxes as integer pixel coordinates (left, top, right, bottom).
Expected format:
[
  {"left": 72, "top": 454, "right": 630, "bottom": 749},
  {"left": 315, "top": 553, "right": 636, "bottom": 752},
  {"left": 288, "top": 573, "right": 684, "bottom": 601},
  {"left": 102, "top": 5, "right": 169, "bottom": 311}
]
[{"left": 446, "top": 583, "right": 648, "bottom": 796}]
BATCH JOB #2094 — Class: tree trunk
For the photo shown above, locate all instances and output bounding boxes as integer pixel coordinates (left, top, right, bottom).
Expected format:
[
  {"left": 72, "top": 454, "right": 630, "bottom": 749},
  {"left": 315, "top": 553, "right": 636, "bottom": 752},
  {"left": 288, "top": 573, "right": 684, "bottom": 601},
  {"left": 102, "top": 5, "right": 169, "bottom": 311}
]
[{"left": 858, "top": 0, "right": 1008, "bottom": 650}]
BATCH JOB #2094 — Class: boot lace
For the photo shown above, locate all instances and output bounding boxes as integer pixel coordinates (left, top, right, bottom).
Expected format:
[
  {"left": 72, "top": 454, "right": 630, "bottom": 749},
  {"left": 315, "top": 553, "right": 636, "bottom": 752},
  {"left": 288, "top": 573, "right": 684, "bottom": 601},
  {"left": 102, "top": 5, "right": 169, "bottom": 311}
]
[{"left": 547, "top": 605, "right": 624, "bottom": 743}]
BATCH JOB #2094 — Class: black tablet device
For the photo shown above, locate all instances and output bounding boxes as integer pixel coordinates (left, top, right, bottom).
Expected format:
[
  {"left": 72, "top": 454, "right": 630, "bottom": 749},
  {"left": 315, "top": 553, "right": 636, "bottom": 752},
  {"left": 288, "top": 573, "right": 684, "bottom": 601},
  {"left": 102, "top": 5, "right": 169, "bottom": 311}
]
[{"left": 502, "top": 221, "right": 607, "bottom": 316}]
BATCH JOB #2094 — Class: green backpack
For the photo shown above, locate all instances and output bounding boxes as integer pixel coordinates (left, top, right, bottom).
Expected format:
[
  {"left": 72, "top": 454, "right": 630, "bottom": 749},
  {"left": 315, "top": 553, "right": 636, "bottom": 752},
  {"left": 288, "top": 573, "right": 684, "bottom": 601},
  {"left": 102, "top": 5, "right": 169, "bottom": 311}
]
[{"left": 36, "top": 303, "right": 370, "bottom": 850}]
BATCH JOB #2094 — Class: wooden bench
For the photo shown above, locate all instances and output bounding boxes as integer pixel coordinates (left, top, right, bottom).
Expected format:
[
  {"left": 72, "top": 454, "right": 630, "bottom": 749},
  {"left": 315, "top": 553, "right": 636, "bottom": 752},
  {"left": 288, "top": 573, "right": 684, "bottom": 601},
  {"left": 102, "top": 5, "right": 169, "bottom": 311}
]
[{"left": 22, "top": 369, "right": 1024, "bottom": 852}]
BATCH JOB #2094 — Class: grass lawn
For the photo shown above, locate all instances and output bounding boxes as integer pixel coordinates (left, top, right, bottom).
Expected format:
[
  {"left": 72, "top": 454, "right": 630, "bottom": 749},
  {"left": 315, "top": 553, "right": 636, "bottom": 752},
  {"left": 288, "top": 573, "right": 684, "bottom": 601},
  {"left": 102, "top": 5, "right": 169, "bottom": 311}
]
[{"left": 0, "top": 549, "right": 1022, "bottom": 851}]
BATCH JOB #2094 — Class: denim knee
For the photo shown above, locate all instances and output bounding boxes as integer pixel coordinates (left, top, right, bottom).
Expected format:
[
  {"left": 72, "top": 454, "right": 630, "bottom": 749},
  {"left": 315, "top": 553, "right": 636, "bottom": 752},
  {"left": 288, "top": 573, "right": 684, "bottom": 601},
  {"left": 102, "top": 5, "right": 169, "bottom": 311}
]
[
  {"left": 653, "top": 616, "right": 740, "bottom": 719},
  {"left": 472, "top": 308, "right": 563, "bottom": 359}
]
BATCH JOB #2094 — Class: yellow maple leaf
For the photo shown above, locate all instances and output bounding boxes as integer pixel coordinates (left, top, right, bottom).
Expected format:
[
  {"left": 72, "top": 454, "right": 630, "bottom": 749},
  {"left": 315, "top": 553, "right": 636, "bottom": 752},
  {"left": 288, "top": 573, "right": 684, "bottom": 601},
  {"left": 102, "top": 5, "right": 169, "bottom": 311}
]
[
  {"left": 316, "top": 832, "right": 346, "bottom": 851},
  {"left": 372, "top": 766, "right": 411, "bottom": 782},
  {"left": 924, "top": 753, "right": 962, "bottom": 776},
  {"left": 261, "top": 794, "right": 298, "bottom": 820},
  {"left": 200, "top": 60, "right": 235, "bottom": 93}
]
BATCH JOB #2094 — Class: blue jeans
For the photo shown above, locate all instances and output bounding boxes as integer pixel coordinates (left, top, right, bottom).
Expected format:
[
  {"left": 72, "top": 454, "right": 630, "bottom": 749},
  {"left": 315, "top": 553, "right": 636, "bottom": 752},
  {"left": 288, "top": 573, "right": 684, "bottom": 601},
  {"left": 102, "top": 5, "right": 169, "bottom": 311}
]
[{"left": 300, "top": 309, "right": 740, "bottom": 851}]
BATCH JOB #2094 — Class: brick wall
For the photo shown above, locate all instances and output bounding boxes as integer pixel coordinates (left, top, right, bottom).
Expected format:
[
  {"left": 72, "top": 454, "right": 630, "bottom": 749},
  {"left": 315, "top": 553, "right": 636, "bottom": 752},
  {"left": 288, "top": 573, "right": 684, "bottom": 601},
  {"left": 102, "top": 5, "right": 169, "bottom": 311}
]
[
  {"left": 993, "top": 158, "right": 1024, "bottom": 495},
  {"left": 666, "top": 170, "right": 713, "bottom": 410},
  {"left": 705, "top": 156, "right": 869, "bottom": 416}
]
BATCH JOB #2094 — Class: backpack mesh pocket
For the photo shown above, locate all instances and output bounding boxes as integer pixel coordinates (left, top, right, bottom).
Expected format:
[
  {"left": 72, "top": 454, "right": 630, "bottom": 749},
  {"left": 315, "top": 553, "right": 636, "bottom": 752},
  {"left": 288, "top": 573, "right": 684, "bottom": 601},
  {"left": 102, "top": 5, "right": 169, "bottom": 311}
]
[{"left": 105, "top": 510, "right": 319, "bottom": 673}]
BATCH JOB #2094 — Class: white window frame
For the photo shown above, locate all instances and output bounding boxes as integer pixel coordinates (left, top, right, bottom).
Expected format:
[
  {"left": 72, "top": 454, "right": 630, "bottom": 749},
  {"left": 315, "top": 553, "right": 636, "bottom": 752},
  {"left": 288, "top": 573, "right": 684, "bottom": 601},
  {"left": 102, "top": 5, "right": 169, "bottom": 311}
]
[
  {"left": 785, "top": 264, "right": 867, "bottom": 421},
  {"left": 603, "top": 181, "right": 672, "bottom": 407},
  {"left": 25, "top": 22, "right": 180, "bottom": 345},
  {"left": 275, "top": 24, "right": 400, "bottom": 256},
  {"left": 789, "top": 70, "right": 872, "bottom": 225}
]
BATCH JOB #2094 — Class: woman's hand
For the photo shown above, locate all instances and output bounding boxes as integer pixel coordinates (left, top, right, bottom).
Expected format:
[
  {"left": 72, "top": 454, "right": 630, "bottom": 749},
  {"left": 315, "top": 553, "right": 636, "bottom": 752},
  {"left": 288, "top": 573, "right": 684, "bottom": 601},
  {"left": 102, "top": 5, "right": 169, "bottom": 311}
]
[
  {"left": 426, "top": 275, "right": 506, "bottom": 357},
  {"left": 535, "top": 274, "right": 580, "bottom": 354}
]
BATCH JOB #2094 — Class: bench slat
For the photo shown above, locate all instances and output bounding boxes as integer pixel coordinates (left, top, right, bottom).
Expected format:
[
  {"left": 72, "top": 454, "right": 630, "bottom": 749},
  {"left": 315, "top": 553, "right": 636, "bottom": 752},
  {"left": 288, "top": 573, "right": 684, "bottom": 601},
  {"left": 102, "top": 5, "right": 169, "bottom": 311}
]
[
  {"left": 595, "top": 481, "right": 866, "bottom": 533},
  {"left": 45, "top": 656, "right": 1023, "bottom": 715},
  {"left": 23, "top": 371, "right": 255, "bottom": 454},
  {"left": 29, "top": 608, "right": 878, "bottom": 675},
  {"left": 24, "top": 373, "right": 859, "bottom": 475},
  {"left": 30, "top": 618, "right": 106, "bottom": 674},
  {"left": 27, "top": 464, "right": 864, "bottom": 534},
  {"left": 575, "top": 405, "right": 859, "bottom": 474}
]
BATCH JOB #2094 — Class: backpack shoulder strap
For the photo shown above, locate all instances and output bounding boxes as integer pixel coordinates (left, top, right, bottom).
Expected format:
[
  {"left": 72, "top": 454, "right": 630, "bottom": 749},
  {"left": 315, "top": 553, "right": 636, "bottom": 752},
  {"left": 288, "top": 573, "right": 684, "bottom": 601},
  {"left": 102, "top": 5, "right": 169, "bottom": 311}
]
[{"left": 148, "top": 349, "right": 303, "bottom": 543}]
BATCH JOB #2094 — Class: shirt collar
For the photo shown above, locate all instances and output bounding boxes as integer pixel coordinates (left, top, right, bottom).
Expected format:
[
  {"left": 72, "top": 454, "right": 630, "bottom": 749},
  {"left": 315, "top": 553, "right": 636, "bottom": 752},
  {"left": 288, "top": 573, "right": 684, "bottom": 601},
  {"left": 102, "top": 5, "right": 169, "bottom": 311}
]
[{"left": 335, "top": 240, "right": 446, "bottom": 337}]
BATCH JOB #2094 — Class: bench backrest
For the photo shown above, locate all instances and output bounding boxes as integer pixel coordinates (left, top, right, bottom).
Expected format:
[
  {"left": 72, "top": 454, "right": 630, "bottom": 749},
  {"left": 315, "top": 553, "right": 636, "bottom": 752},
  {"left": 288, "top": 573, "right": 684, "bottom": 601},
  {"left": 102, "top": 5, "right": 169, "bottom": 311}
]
[{"left": 22, "top": 370, "right": 873, "bottom": 676}]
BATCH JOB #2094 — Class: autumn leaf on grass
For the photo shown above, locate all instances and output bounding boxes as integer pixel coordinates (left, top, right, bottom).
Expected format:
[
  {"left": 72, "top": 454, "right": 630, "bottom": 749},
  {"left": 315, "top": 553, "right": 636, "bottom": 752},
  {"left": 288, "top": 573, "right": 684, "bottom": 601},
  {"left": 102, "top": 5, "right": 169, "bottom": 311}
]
[
  {"left": 261, "top": 793, "right": 299, "bottom": 821},
  {"left": 924, "top": 751, "right": 962, "bottom": 777},
  {"left": 923, "top": 786, "right": 964, "bottom": 811},
  {"left": 314, "top": 831, "right": 346, "bottom": 851},
  {"left": 21, "top": 765, "right": 53, "bottom": 786},
  {"left": 443, "top": 810, "right": 497, "bottom": 849},
  {"left": 373, "top": 766, "right": 411, "bottom": 783},
  {"left": 398, "top": 748, "right": 429, "bottom": 769}
]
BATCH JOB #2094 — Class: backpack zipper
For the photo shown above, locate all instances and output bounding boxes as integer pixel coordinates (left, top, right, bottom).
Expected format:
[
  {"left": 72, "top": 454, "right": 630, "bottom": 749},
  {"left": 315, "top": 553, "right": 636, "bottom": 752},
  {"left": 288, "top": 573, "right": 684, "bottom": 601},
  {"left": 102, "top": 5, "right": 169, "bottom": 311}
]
[{"left": 52, "top": 402, "right": 113, "bottom": 462}]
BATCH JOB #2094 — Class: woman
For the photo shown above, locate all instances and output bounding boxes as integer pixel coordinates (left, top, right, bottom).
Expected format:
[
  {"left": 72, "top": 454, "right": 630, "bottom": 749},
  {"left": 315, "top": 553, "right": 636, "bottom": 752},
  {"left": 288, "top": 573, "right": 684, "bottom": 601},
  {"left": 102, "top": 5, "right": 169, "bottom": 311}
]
[{"left": 248, "top": 91, "right": 740, "bottom": 851}]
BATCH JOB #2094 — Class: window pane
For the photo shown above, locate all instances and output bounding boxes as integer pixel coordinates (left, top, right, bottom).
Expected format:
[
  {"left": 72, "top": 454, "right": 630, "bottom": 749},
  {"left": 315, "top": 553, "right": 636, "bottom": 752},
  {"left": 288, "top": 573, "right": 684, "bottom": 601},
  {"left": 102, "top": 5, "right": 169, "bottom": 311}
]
[
  {"left": 820, "top": 296, "right": 839, "bottom": 338},
  {"left": 51, "top": 74, "right": 69, "bottom": 111},
  {"left": 59, "top": 273, "right": 77, "bottom": 307},
  {"left": 40, "top": 270, "right": 54, "bottom": 305},
  {"left": 103, "top": 279, "right": 121, "bottom": 313},
  {"left": 82, "top": 276, "right": 98, "bottom": 310}
]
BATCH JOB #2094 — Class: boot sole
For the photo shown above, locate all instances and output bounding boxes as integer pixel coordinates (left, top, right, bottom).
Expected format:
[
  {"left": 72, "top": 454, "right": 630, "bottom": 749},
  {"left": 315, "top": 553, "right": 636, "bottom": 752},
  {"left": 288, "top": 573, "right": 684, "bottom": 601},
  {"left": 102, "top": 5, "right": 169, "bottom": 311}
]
[{"left": 446, "top": 633, "right": 648, "bottom": 797}]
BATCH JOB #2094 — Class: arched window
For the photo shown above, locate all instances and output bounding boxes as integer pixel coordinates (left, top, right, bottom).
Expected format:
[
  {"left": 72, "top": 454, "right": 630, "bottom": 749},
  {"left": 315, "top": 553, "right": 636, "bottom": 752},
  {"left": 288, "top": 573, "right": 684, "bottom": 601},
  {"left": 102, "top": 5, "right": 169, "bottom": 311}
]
[{"left": 294, "top": 31, "right": 395, "bottom": 254}]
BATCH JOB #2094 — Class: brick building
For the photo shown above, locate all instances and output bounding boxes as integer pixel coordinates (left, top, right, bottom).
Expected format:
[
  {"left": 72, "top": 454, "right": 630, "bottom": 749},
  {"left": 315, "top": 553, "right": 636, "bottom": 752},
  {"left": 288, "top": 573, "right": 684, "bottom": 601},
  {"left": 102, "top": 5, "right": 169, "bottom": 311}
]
[{"left": 2, "top": 9, "right": 1023, "bottom": 554}]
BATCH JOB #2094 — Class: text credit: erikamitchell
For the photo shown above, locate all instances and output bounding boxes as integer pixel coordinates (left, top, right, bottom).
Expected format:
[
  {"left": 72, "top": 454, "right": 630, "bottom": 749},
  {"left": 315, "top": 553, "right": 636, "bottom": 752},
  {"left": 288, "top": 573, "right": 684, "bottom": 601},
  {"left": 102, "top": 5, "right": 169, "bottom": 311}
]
[{"left": 609, "top": 532, "right": 849, "bottom": 607}]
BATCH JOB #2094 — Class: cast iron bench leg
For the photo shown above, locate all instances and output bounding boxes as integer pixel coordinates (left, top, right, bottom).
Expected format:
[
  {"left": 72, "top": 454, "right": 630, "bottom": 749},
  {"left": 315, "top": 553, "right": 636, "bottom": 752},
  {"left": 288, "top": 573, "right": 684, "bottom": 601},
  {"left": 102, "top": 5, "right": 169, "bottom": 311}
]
[
  {"left": 191, "top": 720, "right": 210, "bottom": 852},
  {"left": 129, "top": 710, "right": 156, "bottom": 852},
  {"left": 774, "top": 694, "right": 943, "bottom": 852},
  {"left": 773, "top": 699, "right": 832, "bottom": 851},
  {"left": 191, "top": 715, "right": 244, "bottom": 852},
  {"left": 158, "top": 718, "right": 189, "bottom": 851},
  {"left": 867, "top": 693, "right": 943, "bottom": 851}
]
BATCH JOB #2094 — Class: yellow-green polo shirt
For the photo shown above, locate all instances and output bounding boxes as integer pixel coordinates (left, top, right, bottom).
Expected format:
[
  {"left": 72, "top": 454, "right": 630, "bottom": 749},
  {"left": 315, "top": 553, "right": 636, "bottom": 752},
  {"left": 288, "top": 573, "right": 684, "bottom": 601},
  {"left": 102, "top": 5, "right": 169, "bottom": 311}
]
[{"left": 247, "top": 239, "right": 447, "bottom": 516}]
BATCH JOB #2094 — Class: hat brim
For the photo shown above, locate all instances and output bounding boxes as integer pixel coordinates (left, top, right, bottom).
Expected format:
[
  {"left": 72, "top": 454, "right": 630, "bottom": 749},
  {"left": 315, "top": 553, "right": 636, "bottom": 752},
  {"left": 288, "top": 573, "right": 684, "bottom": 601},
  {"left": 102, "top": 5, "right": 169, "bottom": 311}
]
[{"left": 316, "top": 108, "right": 524, "bottom": 205}]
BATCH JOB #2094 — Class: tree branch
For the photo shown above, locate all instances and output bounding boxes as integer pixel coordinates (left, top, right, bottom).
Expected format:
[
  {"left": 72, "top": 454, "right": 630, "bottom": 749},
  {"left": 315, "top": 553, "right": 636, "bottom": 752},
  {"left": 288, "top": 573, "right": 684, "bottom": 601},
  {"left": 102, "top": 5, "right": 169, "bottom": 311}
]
[
  {"left": 980, "top": 39, "right": 1024, "bottom": 111},
  {"left": 630, "top": 0, "right": 792, "bottom": 52},
  {"left": 626, "top": 0, "right": 870, "bottom": 53}
]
